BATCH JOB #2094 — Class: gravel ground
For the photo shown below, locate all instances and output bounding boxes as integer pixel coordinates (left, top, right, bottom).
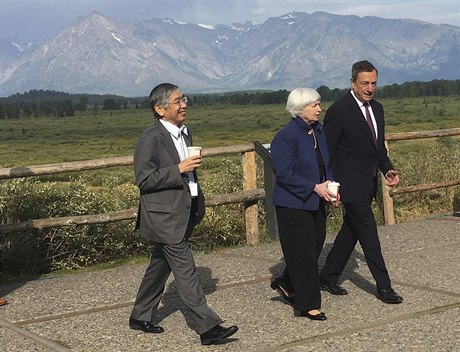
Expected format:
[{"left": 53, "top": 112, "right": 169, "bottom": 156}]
[{"left": 1, "top": 215, "right": 459, "bottom": 352}]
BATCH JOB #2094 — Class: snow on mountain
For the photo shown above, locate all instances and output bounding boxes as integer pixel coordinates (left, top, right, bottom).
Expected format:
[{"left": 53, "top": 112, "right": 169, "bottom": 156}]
[{"left": 0, "top": 11, "right": 458, "bottom": 96}]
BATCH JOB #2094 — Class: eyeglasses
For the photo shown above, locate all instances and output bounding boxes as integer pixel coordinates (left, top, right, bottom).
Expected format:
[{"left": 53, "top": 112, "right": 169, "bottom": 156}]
[{"left": 168, "top": 96, "right": 188, "bottom": 105}]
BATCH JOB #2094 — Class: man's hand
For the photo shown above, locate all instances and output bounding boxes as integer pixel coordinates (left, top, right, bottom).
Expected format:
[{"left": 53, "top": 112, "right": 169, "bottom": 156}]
[
  {"left": 385, "top": 170, "right": 400, "bottom": 186},
  {"left": 179, "top": 155, "right": 202, "bottom": 174}
]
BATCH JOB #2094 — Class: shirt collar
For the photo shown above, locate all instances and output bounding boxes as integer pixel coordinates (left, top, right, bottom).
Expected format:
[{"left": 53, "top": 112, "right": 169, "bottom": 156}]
[
  {"left": 159, "top": 119, "right": 188, "bottom": 139},
  {"left": 350, "top": 89, "right": 368, "bottom": 108}
]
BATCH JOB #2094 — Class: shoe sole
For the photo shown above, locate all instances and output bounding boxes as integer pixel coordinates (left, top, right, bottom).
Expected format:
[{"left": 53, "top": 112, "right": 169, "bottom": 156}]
[
  {"left": 320, "top": 284, "right": 348, "bottom": 295},
  {"left": 271, "top": 282, "right": 295, "bottom": 304},
  {"left": 294, "top": 311, "right": 327, "bottom": 320},
  {"left": 378, "top": 297, "right": 403, "bottom": 304},
  {"left": 129, "top": 324, "right": 164, "bottom": 333},
  {"left": 275, "top": 288, "right": 295, "bottom": 305},
  {"left": 201, "top": 327, "right": 238, "bottom": 345}
]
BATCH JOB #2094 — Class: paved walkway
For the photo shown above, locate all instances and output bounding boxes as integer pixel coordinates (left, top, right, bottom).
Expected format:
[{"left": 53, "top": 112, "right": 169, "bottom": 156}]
[{"left": 1, "top": 215, "right": 459, "bottom": 351}]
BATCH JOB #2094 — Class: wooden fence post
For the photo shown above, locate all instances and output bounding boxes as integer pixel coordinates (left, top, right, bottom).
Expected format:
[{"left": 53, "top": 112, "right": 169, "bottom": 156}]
[
  {"left": 382, "top": 140, "right": 396, "bottom": 225},
  {"left": 242, "top": 150, "right": 259, "bottom": 245}
]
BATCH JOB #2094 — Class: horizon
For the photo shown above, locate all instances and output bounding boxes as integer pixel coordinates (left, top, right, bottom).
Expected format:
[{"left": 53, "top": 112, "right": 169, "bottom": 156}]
[{"left": 1, "top": 78, "right": 458, "bottom": 99}]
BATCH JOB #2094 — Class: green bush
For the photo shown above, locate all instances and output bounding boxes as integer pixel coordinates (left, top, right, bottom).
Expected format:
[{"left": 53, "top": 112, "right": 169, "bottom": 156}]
[
  {"left": 0, "top": 160, "right": 260, "bottom": 277},
  {"left": 390, "top": 138, "right": 460, "bottom": 221},
  {"left": 192, "top": 158, "right": 249, "bottom": 251},
  {"left": 0, "top": 177, "right": 145, "bottom": 277}
]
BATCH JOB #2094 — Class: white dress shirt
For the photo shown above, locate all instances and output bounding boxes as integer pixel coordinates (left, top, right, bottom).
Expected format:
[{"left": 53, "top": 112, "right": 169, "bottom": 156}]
[
  {"left": 350, "top": 90, "right": 378, "bottom": 140},
  {"left": 159, "top": 119, "right": 198, "bottom": 196}
]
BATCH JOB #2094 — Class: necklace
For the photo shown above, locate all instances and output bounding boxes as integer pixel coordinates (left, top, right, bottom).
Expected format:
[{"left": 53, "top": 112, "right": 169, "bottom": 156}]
[{"left": 308, "top": 129, "right": 317, "bottom": 149}]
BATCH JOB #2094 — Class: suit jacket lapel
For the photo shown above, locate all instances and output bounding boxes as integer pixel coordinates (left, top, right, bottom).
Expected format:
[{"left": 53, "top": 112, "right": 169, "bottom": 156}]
[
  {"left": 156, "top": 121, "right": 181, "bottom": 164},
  {"left": 182, "top": 131, "right": 191, "bottom": 147}
]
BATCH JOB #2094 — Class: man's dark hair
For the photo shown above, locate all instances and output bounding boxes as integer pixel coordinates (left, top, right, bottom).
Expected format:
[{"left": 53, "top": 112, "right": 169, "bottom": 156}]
[
  {"left": 149, "top": 83, "right": 179, "bottom": 119},
  {"left": 351, "top": 60, "right": 378, "bottom": 81}
]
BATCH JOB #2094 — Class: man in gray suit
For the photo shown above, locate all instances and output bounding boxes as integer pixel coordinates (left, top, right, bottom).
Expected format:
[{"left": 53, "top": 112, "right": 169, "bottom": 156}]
[{"left": 129, "top": 83, "right": 238, "bottom": 345}]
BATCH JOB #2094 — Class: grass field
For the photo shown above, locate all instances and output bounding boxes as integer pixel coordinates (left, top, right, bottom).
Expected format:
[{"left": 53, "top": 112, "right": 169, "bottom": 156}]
[{"left": 1, "top": 95, "right": 459, "bottom": 165}]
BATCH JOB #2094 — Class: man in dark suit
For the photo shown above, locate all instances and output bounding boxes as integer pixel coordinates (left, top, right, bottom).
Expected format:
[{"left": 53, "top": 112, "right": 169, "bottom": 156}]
[
  {"left": 319, "top": 61, "right": 403, "bottom": 304},
  {"left": 129, "top": 83, "right": 238, "bottom": 345}
]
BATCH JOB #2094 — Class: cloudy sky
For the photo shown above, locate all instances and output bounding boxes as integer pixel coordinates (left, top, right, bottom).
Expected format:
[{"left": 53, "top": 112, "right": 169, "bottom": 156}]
[{"left": 1, "top": 0, "right": 459, "bottom": 42}]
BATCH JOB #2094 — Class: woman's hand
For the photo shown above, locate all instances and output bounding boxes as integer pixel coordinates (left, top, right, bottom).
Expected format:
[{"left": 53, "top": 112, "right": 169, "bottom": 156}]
[
  {"left": 331, "top": 192, "right": 341, "bottom": 207},
  {"left": 314, "top": 181, "right": 339, "bottom": 204}
]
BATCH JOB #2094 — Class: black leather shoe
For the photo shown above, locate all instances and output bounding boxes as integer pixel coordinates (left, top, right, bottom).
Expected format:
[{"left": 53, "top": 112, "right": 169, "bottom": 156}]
[
  {"left": 377, "top": 288, "right": 403, "bottom": 304},
  {"left": 294, "top": 310, "right": 327, "bottom": 321},
  {"left": 200, "top": 324, "right": 238, "bottom": 345},
  {"left": 270, "top": 277, "right": 295, "bottom": 305},
  {"left": 129, "top": 317, "right": 164, "bottom": 333},
  {"left": 320, "top": 279, "right": 348, "bottom": 295}
]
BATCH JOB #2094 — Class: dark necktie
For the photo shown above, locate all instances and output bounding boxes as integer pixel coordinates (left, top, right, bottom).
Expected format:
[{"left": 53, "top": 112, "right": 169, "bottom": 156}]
[
  {"left": 179, "top": 128, "right": 196, "bottom": 184},
  {"left": 364, "top": 103, "right": 377, "bottom": 145},
  {"left": 364, "top": 103, "right": 377, "bottom": 176},
  {"left": 181, "top": 129, "right": 190, "bottom": 147}
]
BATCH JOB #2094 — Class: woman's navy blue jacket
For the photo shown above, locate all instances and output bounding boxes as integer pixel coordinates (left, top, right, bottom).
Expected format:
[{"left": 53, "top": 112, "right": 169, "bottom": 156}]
[{"left": 271, "top": 117, "right": 333, "bottom": 211}]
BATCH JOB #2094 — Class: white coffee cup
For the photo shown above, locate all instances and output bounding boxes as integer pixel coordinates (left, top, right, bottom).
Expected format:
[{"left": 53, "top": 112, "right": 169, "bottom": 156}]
[
  {"left": 187, "top": 146, "right": 202, "bottom": 157},
  {"left": 327, "top": 181, "right": 340, "bottom": 201}
]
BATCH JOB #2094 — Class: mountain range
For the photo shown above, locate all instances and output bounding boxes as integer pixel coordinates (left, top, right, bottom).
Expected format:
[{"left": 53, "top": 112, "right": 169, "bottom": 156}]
[{"left": 0, "top": 11, "right": 459, "bottom": 97}]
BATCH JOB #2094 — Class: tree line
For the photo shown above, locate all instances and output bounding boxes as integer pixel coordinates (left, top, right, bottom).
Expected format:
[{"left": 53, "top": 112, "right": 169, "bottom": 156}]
[{"left": 0, "top": 79, "right": 458, "bottom": 119}]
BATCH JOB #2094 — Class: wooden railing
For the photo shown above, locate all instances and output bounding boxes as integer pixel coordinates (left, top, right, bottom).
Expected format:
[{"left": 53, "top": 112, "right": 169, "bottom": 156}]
[
  {"left": 381, "top": 128, "right": 460, "bottom": 225},
  {"left": 0, "top": 144, "right": 264, "bottom": 245},
  {"left": 0, "top": 128, "right": 458, "bottom": 239}
]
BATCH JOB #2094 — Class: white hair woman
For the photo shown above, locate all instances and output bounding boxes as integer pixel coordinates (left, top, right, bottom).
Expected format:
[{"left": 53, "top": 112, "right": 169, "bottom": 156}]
[
  {"left": 270, "top": 87, "right": 339, "bottom": 320},
  {"left": 285, "top": 87, "right": 322, "bottom": 118}
]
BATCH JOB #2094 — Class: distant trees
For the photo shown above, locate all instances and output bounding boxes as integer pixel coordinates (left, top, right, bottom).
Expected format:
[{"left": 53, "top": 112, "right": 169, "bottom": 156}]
[
  {"left": 76, "top": 96, "right": 89, "bottom": 111},
  {"left": 377, "top": 79, "right": 460, "bottom": 98},
  {"left": 0, "top": 102, "right": 20, "bottom": 119},
  {"left": 0, "top": 100, "right": 75, "bottom": 118},
  {"left": 102, "top": 98, "right": 131, "bottom": 110},
  {"left": 316, "top": 86, "right": 347, "bottom": 102},
  {"left": 102, "top": 98, "right": 119, "bottom": 110},
  {"left": 56, "top": 100, "right": 75, "bottom": 117},
  {"left": 0, "top": 89, "right": 130, "bottom": 119},
  {"left": 190, "top": 89, "right": 290, "bottom": 106},
  {"left": 0, "top": 79, "right": 458, "bottom": 118}
]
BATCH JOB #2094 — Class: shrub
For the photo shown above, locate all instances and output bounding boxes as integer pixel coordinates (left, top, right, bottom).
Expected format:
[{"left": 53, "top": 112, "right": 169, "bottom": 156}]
[
  {"left": 192, "top": 158, "right": 249, "bottom": 251},
  {"left": 0, "top": 159, "right": 260, "bottom": 277},
  {"left": 0, "top": 177, "right": 145, "bottom": 277},
  {"left": 390, "top": 138, "right": 460, "bottom": 221}
]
